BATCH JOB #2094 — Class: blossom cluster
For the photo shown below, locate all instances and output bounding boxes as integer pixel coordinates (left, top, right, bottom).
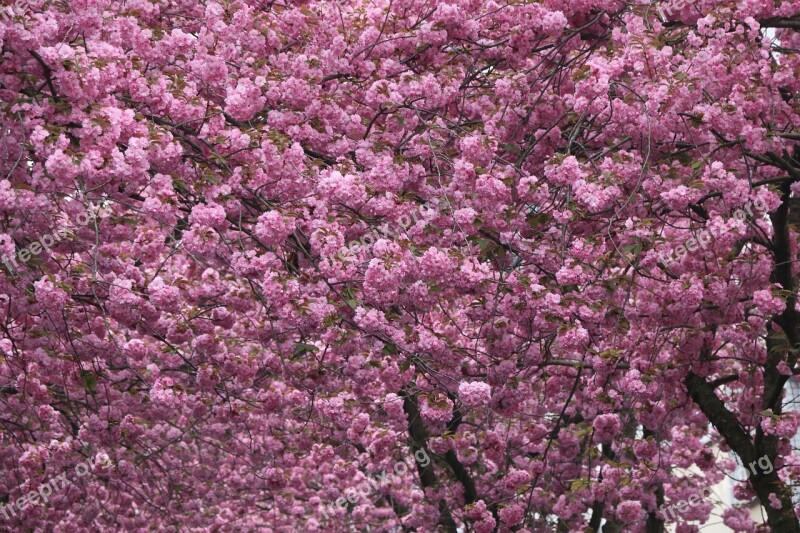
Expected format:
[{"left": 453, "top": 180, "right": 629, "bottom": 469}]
[{"left": 0, "top": 0, "right": 799, "bottom": 531}]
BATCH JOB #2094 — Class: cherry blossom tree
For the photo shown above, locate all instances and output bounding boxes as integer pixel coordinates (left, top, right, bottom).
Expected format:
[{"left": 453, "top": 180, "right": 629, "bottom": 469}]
[{"left": 1, "top": 0, "right": 799, "bottom": 531}]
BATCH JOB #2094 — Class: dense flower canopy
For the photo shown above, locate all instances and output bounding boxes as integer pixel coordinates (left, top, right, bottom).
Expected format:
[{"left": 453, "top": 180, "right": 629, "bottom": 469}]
[{"left": 1, "top": 0, "right": 800, "bottom": 531}]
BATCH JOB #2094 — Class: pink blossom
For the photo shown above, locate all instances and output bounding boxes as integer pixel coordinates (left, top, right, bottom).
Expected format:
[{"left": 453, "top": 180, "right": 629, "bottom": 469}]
[
  {"left": 498, "top": 503, "right": 525, "bottom": 525},
  {"left": 617, "top": 500, "right": 642, "bottom": 522},
  {"left": 225, "top": 78, "right": 266, "bottom": 122},
  {"left": 189, "top": 203, "right": 228, "bottom": 230},
  {"left": 458, "top": 381, "right": 492, "bottom": 407},
  {"left": 254, "top": 211, "right": 294, "bottom": 246},
  {"left": 593, "top": 414, "right": 622, "bottom": 443},
  {"left": 768, "top": 493, "right": 782, "bottom": 509}
]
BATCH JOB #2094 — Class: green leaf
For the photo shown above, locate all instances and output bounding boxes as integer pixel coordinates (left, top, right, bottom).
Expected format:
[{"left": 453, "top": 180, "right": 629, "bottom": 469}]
[
  {"left": 81, "top": 371, "right": 98, "bottom": 393},
  {"left": 382, "top": 343, "right": 399, "bottom": 355},
  {"left": 570, "top": 478, "right": 589, "bottom": 491},
  {"left": 294, "top": 343, "right": 319, "bottom": 356}
]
